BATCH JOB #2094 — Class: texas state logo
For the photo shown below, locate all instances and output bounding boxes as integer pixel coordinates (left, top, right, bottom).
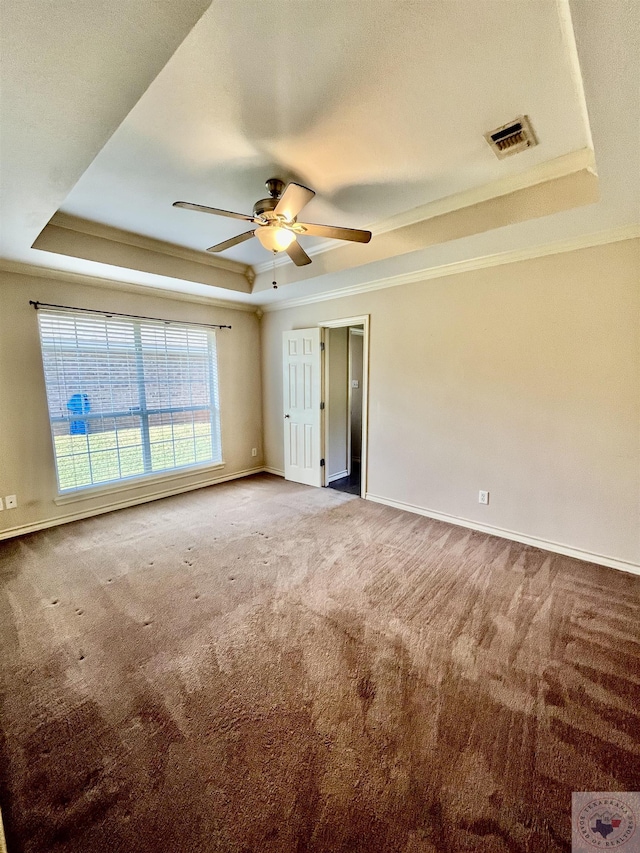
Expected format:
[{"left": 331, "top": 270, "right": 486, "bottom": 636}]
[{"left": 572, "top": 793, "right": 638, "bottom": 851}]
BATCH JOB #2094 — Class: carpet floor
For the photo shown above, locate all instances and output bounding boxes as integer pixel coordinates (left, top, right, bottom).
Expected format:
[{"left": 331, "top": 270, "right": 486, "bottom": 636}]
[{"left": 0, "top": 474, "right": 638, "bottom": 853}]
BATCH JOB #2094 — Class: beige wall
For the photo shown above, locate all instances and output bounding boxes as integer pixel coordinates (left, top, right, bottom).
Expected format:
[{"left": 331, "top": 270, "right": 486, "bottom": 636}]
[
  {"left": 0, "top": 271, "right": 263, "bottom": 536},
  {"left": 261, "top": 239, "right": 640, "bottom": 567},
  {"left": 2, "top": 239, "right": 638, "bottom": 566},
  {"left": 327, "top": 327, "right": 348, "bottom": 479}
]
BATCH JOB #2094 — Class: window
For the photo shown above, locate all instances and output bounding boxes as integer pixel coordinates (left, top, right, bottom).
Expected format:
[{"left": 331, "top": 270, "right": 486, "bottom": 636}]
[{"left": 37, "top": 309, "right": 222, "bottom": 493}]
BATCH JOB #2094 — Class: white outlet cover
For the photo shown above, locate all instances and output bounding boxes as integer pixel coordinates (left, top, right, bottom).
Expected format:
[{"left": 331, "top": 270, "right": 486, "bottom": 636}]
[
  {"left": 478, "top": 491, "right": 489, "bottom": 505},
  {"left": 5, "top": 494, "right": 17, "bottom": 509}
]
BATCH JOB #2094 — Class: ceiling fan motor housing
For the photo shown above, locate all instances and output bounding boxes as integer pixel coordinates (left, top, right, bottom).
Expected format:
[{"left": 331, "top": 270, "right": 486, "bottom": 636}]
[
  {"left": 255, "top": 178, "right": 288, "bottom": 221},
  {"left": 253, "top": 196, "right": 280, "bottom": 221},
  {"left": 173, "top": 176, "right": 371, "bottom": 266}
]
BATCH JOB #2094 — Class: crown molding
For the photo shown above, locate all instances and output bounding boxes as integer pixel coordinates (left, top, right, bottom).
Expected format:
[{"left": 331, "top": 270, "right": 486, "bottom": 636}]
[
  {"left": 261, "top": 224, "right": 640, "bottom": 312},
  {"left": 0, "top": 259, "right": 260, "bottom": 313},
  {"left": 4, "top": 223, "right": 636, "bottom": 317},
  {"left": 254, "top": 148, "right": 597, "bottom": 274},
  {"left": 49, "top": 212, "right": 255, "bottom": 284},
  {"left": 371, "top": 149, "right": 596, "bottom": 237}
]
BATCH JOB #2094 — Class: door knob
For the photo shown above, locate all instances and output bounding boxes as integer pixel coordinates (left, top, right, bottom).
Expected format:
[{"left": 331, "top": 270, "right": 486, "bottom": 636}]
[{"left": 284, "top": 414, "right": 290, "bottom": 418}]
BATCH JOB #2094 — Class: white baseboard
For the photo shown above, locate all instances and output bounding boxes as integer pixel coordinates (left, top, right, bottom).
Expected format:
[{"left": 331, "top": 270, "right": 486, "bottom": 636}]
[
  {"left": 365, "top": 493, "right": 640, "bottom": 577},
  {"left": 327, "top": 469, "right": 349, "bottom": 483},
  {"left": 5, "top": 474, "right": 636, "bottom": 578},
  {"left": 0, "top": 467, "right": 266, "bottom": 541}
]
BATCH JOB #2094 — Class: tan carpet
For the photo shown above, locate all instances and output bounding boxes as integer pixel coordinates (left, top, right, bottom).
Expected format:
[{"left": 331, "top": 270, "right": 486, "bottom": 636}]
[{"left": 0, "top": 474, "right": 638, "bottom": 852}]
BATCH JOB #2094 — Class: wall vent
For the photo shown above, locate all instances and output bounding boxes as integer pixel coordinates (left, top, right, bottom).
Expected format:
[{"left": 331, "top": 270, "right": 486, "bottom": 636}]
[{"left": 485, "top": 115, "right": 537, "bottom": 159}]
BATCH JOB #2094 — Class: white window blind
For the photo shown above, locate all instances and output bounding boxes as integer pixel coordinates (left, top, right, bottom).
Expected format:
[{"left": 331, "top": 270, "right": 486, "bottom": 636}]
[{"left": 37, "top": 310, "right": 222, "bottom": 492}]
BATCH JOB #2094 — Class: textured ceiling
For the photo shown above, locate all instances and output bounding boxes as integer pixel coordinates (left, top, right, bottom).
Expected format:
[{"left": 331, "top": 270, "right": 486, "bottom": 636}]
[
  {"left": 58, "top": 0, "right": 590, "bottom": 267},
  {"left": 0, "top": 0, "right": 638, "bottom": 305}
]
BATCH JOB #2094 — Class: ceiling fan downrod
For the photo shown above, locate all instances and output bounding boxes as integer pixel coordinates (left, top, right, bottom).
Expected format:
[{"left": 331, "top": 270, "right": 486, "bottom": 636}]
[{"left": 265, "top": 178, "right": 285, "bottom": 199}]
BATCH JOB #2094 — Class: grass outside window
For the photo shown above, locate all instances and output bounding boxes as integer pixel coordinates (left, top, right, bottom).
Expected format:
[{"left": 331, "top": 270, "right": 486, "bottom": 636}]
[{"left": 54, "top": 424, "right": 214, "bottom": 491}]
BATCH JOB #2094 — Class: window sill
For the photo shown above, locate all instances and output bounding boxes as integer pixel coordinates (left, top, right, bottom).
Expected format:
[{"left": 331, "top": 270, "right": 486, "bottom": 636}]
[{"left": 53, "top": 461, "right": 226, "bottom": 506}]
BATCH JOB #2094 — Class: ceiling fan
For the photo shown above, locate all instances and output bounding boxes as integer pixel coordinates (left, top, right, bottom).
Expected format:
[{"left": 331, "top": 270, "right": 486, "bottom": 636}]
[{"left": 173, "top": 178, "right": 372, "bottom": 266}]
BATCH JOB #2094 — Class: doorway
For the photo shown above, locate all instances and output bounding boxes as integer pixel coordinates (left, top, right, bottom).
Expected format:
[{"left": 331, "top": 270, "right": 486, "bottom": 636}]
[
  {"left": 281, "top": 316, "right": 369, "bottom": 496},
  {"left": 320, "top": 317, "right": 369, "bottom": 498}
]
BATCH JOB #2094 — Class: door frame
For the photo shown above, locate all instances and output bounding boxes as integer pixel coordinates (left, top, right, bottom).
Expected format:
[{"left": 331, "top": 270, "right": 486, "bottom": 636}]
[
  {"left": 318, "top": 315, "right": 370, "bottom": 498},
  {"left": 348, "top": 326, "right": 365, "bottom": 477}
]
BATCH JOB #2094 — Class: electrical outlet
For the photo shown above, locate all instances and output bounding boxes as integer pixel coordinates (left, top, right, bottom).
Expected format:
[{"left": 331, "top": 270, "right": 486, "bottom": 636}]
[
  {"left": 478, "top": 490, "right": 489, "bottom": 505},
  {"left": 251, "top": 448, "right": 257, "bottom": 457},
  {"left": 5, "top": 495, "right": 17, "bottom": 509}
]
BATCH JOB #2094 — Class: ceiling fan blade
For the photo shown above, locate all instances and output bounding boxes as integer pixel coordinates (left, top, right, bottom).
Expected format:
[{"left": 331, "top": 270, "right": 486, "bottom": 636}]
[
  {"left": 274, "top": 182, "right": 315, "bottom": 221},
  {"left": 173, "top": 201, "right": 253, "bottom": 222},
  {"left": 206, "top": 231, "right": 255, "bottom": 253},
  {"left": 296, "top": 222, "right": 372, "bottom": 243},
  {"left": 285, "top": 239, "right": 312, "bottom": 266}
]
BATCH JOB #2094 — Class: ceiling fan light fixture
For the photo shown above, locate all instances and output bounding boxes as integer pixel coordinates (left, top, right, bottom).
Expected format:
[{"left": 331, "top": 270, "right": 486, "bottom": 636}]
[
  {"left": 174, "top": 179, "right": 371, "bottom": 266},
  {"left": 255, "top": 225, "right": 296, "bottom": 252}
]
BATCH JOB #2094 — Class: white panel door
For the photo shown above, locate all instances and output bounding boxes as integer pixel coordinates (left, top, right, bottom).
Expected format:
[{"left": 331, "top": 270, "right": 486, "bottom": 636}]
[{"left": 282, "top": 328, "right": 322, "bottom": 487}]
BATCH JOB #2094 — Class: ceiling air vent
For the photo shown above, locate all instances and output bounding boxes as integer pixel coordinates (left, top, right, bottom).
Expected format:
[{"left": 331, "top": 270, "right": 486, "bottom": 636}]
[{"left": 485, "top": 115, "right": 537, "bottom": 159}]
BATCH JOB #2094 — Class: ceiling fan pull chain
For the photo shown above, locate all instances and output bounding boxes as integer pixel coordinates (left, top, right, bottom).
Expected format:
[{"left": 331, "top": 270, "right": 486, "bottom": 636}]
[{"left": 272, "top": 252, "right": 278, "bottom": 289}]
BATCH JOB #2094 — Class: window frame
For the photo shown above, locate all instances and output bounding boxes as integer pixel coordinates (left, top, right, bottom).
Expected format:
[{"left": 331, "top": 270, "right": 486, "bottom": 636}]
[{"left": 37, "top": 309, "right": 224, "bottom": 495}]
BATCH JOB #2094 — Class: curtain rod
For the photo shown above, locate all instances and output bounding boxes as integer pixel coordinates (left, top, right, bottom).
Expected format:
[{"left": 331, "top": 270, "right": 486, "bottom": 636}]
[{"left": 29, "top": 301, "right": 232, "bottom": 330}]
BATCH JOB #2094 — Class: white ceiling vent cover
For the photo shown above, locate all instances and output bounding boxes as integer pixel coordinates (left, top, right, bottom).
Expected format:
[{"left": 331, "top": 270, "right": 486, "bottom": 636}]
[{"left": 485, "top": 115, "right": 538, "bottom": 159}]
